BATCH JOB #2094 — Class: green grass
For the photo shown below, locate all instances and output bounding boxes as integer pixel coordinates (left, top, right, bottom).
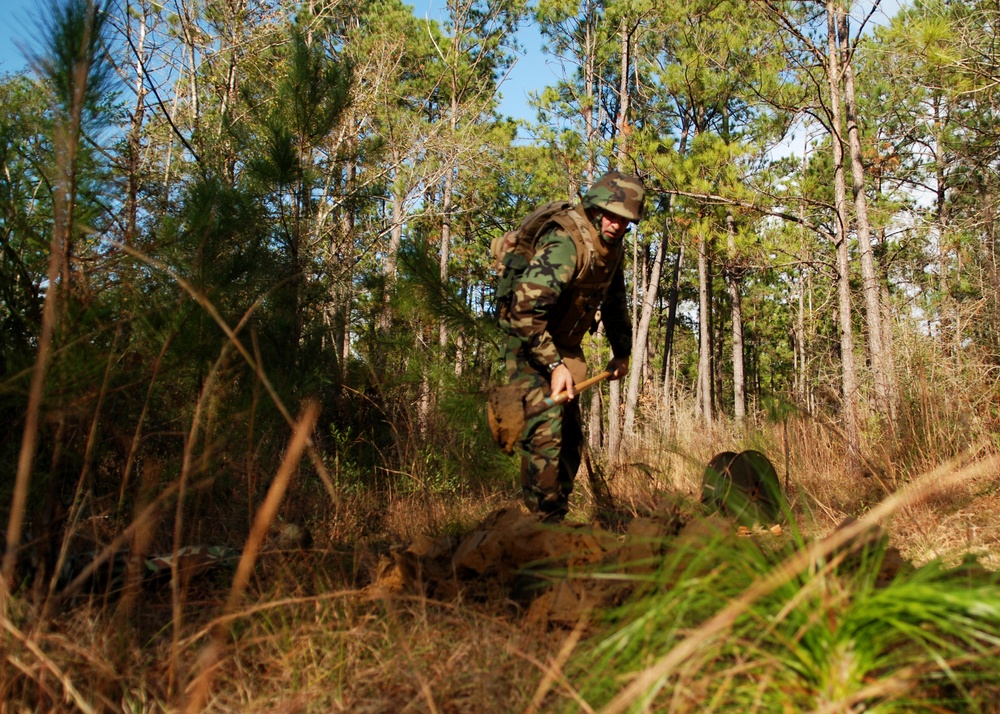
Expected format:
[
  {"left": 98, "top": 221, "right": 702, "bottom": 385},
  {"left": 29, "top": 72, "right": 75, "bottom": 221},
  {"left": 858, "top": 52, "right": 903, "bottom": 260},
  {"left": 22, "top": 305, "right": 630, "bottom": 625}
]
[{"left": 575, "top": 521, "right": 1000, "bottom": 713}]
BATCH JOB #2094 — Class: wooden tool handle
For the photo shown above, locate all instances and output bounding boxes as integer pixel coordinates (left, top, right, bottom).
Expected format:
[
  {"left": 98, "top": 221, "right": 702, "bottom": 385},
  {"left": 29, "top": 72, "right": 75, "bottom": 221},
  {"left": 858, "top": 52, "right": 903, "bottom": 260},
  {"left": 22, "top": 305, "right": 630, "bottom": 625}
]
[{"left": 525, "top": 370, "right": 612, "bottom": 418}]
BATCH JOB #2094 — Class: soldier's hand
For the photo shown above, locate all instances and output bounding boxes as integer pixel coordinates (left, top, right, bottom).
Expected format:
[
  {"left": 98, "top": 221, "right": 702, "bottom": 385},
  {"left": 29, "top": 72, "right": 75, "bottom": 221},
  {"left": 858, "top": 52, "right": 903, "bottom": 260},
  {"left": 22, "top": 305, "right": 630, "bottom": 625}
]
[
  {"left": 607, "top": 357, "right": 629, "bottom": 381},
  {"left": 551, "top": 363, "right": 576, "bottom": 400}
]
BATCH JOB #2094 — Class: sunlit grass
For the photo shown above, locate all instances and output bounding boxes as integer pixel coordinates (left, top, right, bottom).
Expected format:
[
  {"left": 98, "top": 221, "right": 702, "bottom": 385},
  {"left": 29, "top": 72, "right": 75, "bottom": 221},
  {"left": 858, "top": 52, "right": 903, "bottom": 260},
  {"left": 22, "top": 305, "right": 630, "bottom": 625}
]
[
  {"left": 573, "top": 510, "right": 1000, "bottom": 713},
  {"left": 2, "top": 442, "right": 1000, "bottom": 713}
]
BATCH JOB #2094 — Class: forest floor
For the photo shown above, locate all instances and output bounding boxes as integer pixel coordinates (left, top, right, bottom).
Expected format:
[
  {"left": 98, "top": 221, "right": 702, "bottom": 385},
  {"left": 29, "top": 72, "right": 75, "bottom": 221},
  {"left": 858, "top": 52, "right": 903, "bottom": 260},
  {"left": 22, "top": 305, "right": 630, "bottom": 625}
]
[{"left": 5, "top": 418, "right": 1000, "bottom": 713}]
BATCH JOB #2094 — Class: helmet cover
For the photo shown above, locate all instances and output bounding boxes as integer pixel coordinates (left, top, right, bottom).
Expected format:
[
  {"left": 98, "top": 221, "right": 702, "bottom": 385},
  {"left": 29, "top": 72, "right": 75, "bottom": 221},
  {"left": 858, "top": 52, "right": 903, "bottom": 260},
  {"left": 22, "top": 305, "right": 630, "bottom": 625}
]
[{"left": 581, "top": 171, "right": 645, "bottom": 223}]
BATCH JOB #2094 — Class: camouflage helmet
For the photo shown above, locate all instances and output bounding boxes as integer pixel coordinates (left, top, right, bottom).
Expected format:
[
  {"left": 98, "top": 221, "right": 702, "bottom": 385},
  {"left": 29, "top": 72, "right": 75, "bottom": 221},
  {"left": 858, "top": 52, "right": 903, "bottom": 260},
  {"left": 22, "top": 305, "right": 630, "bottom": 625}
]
[{"left": 581, "top": 171, "right": 645, "bottom": 223}]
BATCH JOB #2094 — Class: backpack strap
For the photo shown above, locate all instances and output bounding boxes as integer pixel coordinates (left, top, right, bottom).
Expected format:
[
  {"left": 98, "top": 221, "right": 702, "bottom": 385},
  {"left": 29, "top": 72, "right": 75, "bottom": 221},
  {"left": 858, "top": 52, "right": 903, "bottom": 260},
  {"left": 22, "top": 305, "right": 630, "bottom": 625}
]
[
  {"left": 490, "top": 230, "right": 520, "bottom": 272},
  {"left": 491, "top": 201, "right": 596, "bottom": 311},
  {"left": 549, "top": 206, "right": 596, "bottom": 278},
  {"left": 491, "top": 200, "right": 574, "bottom": 272}
]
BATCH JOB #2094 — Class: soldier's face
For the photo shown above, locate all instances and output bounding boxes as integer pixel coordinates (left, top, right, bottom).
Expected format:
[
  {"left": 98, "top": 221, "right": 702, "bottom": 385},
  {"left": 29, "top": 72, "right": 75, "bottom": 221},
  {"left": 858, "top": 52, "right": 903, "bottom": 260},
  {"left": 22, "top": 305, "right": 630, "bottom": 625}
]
[{"left": 599, "top": 210, "right": 629, "bottom": 242}]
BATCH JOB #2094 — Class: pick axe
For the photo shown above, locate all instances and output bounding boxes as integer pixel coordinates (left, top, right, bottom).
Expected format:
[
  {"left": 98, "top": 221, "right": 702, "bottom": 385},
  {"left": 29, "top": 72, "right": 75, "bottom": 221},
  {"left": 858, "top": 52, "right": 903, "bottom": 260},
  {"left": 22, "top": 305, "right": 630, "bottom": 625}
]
[{"left": 525, "top": 370, "right": 612, "bottom": 418}]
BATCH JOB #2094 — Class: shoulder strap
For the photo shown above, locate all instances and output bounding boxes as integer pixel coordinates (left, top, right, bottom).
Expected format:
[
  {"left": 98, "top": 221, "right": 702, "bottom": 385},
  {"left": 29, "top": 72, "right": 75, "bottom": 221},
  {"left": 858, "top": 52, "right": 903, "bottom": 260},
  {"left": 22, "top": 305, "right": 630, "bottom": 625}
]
[
  {"left": 491, "top": 200, "right": 574, "bottom": 272},
  {"left": 549, "top": 206, "right": 595, "bottom": 277}
]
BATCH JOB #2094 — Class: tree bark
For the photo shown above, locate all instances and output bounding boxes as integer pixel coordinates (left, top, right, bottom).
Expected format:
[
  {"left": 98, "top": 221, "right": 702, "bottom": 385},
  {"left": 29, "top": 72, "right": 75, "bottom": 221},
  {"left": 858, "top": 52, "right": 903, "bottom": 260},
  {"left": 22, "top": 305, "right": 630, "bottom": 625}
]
[
  {"left": 839, "top": 8, "right": 892, "bottom": 425},
  {"left": 439, "top": 158, "right": 454, "bottom": 348},
  {"left": 176, "top": 0, "right": 201, "bottom": 134},
  {"left": 932, "top": 93, "right": 956, "bottom": 358},
  {"left": 795, "top": 137, "right": 810, "bottom": 409},
  {"left": 582, "top": 16, "right": 600, "bottom": 450},
  {"left": 659, "top": 242, "right": 684, "bottom": 401},
  {"left": 588, "top": 324, "right": 605, "bottom": 451},
  {"left": 726, "top": 212, "right": 746, "bottom": 423},
  {"left": 623, "top": 202, "right": 669, "bottom": 436},
  {"left": 124, "top": 3, "right": 149, "bottom": 247},
  {"left": 826, "top": 0, "right": 861, "bottom": 465},
  {"left": 696, "top": 227, "right": 713, "bottom": 426}
]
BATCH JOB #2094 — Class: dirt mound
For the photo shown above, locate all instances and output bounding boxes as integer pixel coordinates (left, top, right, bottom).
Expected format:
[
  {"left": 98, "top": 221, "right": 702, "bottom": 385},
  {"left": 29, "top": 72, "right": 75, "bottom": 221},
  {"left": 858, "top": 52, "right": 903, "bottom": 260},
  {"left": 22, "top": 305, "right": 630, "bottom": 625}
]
[
  {"left": 366, "top": 503, "right": 745, "bottom": 627},
  {"left": 366, "top": 504, "right": 916, "bottom": 630}
]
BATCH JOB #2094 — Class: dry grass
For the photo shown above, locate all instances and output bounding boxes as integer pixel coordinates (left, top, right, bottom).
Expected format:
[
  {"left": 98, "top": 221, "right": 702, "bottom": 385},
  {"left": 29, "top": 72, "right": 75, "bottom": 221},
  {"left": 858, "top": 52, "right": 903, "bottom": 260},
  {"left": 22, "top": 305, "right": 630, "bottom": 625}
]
[
  {"left": 0, "top": 574, "right": 558, "bottom": 713},
  {"left": 210, "top": 594, "right": 547, "bottom": 713},
  {"left": 3, "top": 380, "right": 1000, "bottom": 713},
  {"left": 890, "top": 476, "right": 1000, "bottom": 568}
]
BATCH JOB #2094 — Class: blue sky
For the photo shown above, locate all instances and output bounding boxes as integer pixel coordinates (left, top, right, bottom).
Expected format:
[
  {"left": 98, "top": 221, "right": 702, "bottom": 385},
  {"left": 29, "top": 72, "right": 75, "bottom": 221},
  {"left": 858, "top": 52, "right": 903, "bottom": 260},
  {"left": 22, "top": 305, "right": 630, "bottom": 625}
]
[
  {"left": 414, "top": 1, "right": 549, "bottom": 123},
  {"left": 0, "top": 0, "right": 36, "bottom": 75},
  {"left": 0, "top": 0, "right": 547, "bottom": 124}
]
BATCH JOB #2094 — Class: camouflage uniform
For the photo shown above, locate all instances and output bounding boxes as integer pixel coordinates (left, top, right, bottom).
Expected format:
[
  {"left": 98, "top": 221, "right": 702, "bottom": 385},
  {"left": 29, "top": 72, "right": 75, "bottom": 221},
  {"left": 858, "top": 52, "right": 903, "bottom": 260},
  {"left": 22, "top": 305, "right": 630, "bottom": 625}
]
[{"left": 499, "top": 172, "right": 644, "bottom": 520}]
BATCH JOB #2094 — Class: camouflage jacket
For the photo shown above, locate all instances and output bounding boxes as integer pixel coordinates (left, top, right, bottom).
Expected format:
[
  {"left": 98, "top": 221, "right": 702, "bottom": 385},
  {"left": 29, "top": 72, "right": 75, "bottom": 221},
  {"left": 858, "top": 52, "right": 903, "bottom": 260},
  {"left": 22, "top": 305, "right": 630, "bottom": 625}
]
[{"left": 502, "top": 208, "right": 632, "bottom": 369}]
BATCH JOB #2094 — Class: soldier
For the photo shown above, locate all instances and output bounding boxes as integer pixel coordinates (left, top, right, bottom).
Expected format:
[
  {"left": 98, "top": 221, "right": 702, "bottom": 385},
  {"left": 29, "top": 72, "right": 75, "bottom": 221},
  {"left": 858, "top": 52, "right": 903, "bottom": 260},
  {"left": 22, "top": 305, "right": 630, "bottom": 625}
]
[{"left": 499, "top": 171, "right": 646, "bottom": 521}]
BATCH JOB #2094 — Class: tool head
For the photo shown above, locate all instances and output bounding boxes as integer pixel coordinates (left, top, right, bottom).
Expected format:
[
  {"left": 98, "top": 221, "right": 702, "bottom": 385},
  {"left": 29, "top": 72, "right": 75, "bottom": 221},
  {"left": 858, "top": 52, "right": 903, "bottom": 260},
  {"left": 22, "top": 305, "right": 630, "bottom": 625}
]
[{"left": 487, "top": 384, "right": 527, "bottom": 455}]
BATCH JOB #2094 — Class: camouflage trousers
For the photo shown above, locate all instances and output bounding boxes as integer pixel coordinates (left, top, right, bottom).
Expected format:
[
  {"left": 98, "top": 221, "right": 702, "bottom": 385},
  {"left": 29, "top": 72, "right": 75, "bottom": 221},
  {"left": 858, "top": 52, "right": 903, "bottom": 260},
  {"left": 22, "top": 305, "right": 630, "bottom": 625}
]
[{"left": 506, "top": 355, "right": 584, "bottom": 521}]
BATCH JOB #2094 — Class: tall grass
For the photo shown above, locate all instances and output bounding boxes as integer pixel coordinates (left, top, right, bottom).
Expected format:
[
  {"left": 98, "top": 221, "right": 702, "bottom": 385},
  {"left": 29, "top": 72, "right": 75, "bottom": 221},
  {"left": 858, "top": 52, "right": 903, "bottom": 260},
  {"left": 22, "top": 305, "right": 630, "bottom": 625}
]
[
  {"left": 569, "top": 453, "right": 1000, "bottom": 714},
  {"left": 2, "top": 392, "right": 999, "bottom": 712},
  {"left": 580, "top": 538, "right": 1000, "bottom": 712}
]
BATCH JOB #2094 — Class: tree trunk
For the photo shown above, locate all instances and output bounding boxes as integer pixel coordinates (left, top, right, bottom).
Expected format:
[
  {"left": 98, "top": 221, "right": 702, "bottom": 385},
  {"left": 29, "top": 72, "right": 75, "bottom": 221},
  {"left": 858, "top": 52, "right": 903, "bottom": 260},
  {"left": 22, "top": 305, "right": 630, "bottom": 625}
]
[
  {"left": 794, "top": 272, "right": 807, "bottom": 407},
  {"left": 338, "top": 163, "right": 356, "bottom": 378},
  {"left": 932, "top": 93, "right": 956, "bottom": 358},
  {"left": 177, "top": 0, "right": 201, "bottom": 134},
  {"left": 631, "top": 223, "right": 640, "bottom": 336},
  {"left": 826, "top": 0, "right": 860, "bottom": 465},
  {"left": 438, "top": 87, "right": 456, "bottom": 349},
  {"left": 608, "top": 380, "right": 622, "bottom": 458},
  {"left": 387, "top": 179, "right": 404, "bottom": 283},
  {"left": 378, "top": 177, "right": 405, "bottom": 335},
  {"left": 660, "top": 242, "right": 684, "bottom": 408},
  {"left": 713, "top": 271, "right": 723, "bottom": 415},
  {"left": 439, "top": 158, "right": 454, "bottom": 349},
  {"left": 696, "top": 228, "right": 713, "bottom": 426},
  {"left": 726, "top": 212, "right": 746, "bottom": 423},
  {"left": 588, "top": 327, "right": 605, "bottom": 450},
  {"left": 623, "top": 203, "right": 668, "bottom": 436},
  {"left": 840, "top": 8, "right": 892, "bottom": 424},
  {"left": 583, "top": 37, "right": 600, "bottom": 449},
  {"left": 124, "top": 4, "right": 148, "bottom": 247},
  {"left": 796, "top": 138, "right": 810, "bottom": 409},
  {"left": 609, "top": 13, "right": 635, "bottom": 461}
]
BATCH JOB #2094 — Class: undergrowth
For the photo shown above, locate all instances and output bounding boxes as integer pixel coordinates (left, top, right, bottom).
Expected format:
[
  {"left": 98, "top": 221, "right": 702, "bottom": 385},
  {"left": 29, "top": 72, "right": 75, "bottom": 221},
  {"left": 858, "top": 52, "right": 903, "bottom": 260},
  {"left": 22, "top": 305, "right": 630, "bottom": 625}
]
[
  {"left": 574, "top": 519, "right": 1000, "bottom": 713},
  {"left": 1, "top": 407, "right": 999, "bottom": 713}
]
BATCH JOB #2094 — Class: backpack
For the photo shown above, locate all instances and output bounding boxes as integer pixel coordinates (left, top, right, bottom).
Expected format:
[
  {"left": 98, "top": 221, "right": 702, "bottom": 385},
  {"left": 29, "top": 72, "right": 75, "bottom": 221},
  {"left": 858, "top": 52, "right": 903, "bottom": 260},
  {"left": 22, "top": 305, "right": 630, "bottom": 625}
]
[{"left": 489, "top": 201, "right": 594, "bottom": 315}]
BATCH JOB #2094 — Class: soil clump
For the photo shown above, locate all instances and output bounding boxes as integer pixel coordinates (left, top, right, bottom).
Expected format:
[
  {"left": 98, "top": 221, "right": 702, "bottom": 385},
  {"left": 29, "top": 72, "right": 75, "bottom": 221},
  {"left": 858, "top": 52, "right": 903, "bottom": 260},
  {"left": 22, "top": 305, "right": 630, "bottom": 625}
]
[{"left": 366, "top": 504, "right": 913, "bottom": 630}]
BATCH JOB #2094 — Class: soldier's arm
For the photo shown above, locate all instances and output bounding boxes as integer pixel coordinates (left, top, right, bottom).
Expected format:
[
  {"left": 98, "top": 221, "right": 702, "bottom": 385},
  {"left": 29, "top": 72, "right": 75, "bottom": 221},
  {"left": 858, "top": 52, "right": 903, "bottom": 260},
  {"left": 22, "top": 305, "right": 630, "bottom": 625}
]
[
  {"left": 508, "top": 229, "right": 577, "bottom": 368},
  {"left": 601, "top": 266, "right": 633, "bottom": 360}
]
